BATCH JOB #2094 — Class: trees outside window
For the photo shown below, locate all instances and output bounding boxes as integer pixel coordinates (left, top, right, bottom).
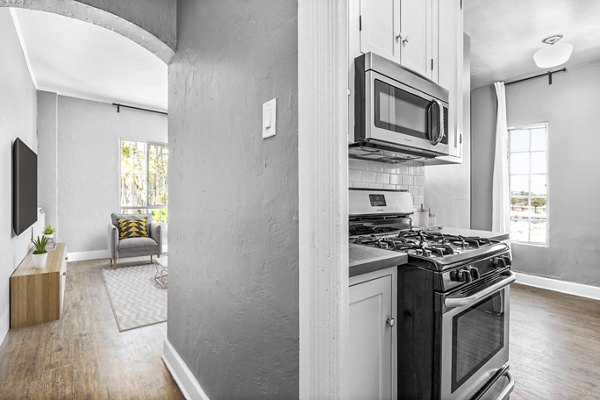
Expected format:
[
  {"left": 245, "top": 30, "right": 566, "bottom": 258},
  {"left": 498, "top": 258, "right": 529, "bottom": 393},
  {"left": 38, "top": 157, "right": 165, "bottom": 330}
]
[{"left": 120, "top": 140, "right": 168, "bottom": 223}]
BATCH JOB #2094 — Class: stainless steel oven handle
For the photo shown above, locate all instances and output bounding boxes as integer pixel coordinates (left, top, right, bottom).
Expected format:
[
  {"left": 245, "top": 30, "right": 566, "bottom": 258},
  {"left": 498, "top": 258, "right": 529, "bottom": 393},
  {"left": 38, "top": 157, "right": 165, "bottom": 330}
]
[
  {"left": 445, "top": 272, "right": 516, "bottom": 309},
  {"left": 495, "top": 370, "right": 515, "bottom": 400}
]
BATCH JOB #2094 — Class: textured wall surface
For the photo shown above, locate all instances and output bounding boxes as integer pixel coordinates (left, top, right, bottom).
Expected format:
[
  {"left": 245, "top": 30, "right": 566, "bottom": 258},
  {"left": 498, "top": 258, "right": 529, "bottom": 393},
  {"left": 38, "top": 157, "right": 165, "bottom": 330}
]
[
  {"left": 168, "top": 0, "right": 299, "bottom": 398},
  {"left": 0, "top": 8, "right": 38, "bottom": 344},
  {"left": 471, "top": 61, "right": 600, "bottom": 287},
  {"left": 36, "top": 94, "right": 167, "bottom": 252}
]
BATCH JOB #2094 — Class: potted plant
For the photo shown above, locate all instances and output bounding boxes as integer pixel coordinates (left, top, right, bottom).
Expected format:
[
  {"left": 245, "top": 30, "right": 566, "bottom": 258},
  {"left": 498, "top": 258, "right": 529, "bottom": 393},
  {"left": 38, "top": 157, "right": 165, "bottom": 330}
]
[
  {"left": 32, "top": 236, "right": 50, "bottom": 269},
  {"left": 43, "top": 225, "right": 55, "bottom": 241}
]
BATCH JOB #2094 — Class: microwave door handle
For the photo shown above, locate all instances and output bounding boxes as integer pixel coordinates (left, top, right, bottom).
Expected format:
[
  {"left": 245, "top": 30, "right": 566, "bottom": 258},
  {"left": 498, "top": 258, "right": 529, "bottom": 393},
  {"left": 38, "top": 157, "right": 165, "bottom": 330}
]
[
  {"left": 445, "top": 272, "right": 516, "bottom": 309},
  {"left": 431, "top": 99, "right": 445, "bottom": 146}
]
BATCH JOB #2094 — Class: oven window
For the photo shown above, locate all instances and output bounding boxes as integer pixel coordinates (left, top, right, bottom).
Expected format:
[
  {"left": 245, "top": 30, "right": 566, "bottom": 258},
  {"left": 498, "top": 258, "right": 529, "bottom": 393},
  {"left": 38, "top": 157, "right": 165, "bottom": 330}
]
[
  {"left": 451, "top": 292, "right": 505, "bottom": 392},
  {"left": 374, "top": 79, "right": 430, "bottom": 139}
]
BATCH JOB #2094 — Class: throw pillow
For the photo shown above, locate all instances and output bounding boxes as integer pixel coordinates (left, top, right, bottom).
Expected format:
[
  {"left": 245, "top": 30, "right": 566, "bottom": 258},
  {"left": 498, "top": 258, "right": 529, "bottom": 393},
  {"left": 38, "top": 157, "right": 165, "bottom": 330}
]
[{"left": 117, "top": 218, "right": 149, "bottom": 239}]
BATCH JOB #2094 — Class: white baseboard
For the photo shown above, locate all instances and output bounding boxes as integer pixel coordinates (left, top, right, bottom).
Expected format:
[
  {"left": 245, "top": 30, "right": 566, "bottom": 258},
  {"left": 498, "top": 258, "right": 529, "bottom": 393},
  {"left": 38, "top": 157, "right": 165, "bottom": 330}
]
[
  {"left": 67, "top": 245, "right": 168, "bottom": 262},
  {"left": 515, "top": 272, "right": 600, "bottom": 301},
  {"left": 162, "top": 339, "right": 210, "bottom": 400},
  {"left": 67, "top": 250, "right": 109, "bottom": 261}
]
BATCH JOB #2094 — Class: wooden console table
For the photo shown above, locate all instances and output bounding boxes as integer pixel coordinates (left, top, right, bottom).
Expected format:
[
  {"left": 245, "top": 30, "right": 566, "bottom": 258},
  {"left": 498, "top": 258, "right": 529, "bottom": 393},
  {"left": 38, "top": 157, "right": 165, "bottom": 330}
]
[{"left": 10, "top": 243, "right": 67, "bottom": 328}]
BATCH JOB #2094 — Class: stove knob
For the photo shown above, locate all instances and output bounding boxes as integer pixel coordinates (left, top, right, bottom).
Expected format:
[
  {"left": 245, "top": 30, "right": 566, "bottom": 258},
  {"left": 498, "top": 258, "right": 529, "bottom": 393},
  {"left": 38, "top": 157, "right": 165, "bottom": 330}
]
[
  {"left": 493, "top": 257, "right": 507, "bottom": 269},
  {"left": 469, "top": 267, "right": 480, "bottom": 280},
  {"left": 450, "top": 268, "right": 472, "bottom": 282},
  {"left": 502, "top": 255, "right": 512, "bottom": 266}
]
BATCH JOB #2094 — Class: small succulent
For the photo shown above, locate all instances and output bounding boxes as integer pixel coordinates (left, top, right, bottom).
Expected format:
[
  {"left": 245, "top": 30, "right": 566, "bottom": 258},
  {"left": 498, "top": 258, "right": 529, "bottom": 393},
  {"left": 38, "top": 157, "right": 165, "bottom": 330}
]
[
  {"left": 32, "top": 236, "right": 50, "bottom": 255},
  {"left": 43, "top": 225, "right": 55, "bottom": 235}
]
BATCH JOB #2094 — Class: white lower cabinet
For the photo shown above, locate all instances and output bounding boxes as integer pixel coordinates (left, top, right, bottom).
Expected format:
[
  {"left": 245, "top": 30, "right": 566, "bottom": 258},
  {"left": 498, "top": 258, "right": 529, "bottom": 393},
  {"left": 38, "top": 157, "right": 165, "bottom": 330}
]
[{"left": 349, "top": 267, "right": 397, "bottom": 400}]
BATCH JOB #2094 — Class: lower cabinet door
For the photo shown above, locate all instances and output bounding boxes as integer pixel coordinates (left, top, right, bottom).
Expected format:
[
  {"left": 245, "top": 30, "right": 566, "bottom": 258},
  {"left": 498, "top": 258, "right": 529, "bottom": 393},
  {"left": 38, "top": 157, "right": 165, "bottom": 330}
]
[{"left": 349, "top": 271, "right": 396, "bottom": 400}]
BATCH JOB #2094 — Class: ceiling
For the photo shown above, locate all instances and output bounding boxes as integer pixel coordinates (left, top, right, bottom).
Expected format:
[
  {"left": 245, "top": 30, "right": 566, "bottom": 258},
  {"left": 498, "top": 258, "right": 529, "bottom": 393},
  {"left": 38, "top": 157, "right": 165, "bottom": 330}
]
[
  {"left": 465, "top": 0, "right": 600, "bottom": 89},
  {"left": 11, "top": 8, "right": 167, "bottom": 111}
]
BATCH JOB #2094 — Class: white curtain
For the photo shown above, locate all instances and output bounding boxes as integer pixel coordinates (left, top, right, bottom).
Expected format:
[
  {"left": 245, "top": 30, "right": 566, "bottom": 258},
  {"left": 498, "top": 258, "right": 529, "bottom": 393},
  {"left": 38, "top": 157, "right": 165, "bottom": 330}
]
[{"left": 492, "top": 82, "right": 510, "bottom": 233}]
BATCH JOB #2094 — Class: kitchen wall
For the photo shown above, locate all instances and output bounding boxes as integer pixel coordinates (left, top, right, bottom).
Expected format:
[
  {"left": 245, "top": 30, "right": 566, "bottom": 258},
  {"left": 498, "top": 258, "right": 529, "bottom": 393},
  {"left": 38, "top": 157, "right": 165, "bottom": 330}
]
[
  {"left": 0, "top": 8, "right": 38, "bottom": 344},
  {"left": 168, "top": 0, "right": 299, "bottom": 398},
  {"left": 471, "top": 60, "right": 600, "bottom": 287},
  {"left": 349, "top": 159, "right": 425, "bottom": 207},
  {"left": 37, "top": 93, "right": 168, "bottom": 254}
]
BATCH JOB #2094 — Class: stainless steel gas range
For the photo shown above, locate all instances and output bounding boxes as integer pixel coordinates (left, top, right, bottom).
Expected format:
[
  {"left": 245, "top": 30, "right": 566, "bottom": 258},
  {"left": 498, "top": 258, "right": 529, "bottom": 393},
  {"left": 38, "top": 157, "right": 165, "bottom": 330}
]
[{"left": 349, "top": 188, "right": 516, "bottom": 400}]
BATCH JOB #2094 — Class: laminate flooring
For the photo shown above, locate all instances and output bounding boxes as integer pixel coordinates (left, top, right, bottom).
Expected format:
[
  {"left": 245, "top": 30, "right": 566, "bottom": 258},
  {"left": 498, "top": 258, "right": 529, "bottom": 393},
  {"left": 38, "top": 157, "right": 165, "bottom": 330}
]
[
  {"left": 0, "top": 258, "right": 183, "bottom": 400},
  {"left": 510, "top": 283, "right": 600, "bottom": 400}
]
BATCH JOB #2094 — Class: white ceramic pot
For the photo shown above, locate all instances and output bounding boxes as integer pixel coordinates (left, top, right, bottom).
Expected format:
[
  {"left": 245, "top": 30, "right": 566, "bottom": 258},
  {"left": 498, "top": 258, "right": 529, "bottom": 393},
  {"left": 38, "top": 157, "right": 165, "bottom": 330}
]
[{"left": 32, "top": 253, "right": 48, "bottom": 269}]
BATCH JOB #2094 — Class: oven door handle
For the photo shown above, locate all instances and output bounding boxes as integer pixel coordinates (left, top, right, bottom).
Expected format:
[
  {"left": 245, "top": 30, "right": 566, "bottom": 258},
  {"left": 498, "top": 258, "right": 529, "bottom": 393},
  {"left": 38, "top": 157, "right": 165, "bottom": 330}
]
[
  {"left": 495, "top": 370, "right": 515, "bottom": 400},
  {"left": 445, "top": 272, "right": 516, "bottom": 309}
]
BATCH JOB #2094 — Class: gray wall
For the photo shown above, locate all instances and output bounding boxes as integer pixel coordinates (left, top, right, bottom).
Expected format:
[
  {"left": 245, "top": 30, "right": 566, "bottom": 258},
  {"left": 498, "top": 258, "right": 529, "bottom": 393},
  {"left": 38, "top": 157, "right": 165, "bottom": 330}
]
[
  {"left": 0, "top": 8, "right": 38, "bottom": 343},
  {"left": 470, "top": 61, "right": 600, "bottom": 287},
  {"left": 37, "top": 93, "right": 168, "bottom": 253},
  {"left": 470, "top": 84, "right": 496, "bottom": 230},
  {"left": 168, "top": 0, "right": 299, "bottom": 398}
]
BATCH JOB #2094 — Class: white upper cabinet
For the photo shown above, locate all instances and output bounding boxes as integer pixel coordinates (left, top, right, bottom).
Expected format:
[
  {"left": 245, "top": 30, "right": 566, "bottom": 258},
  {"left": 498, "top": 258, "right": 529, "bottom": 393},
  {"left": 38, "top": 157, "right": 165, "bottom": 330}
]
[
  {"left": 357, "top": 0, "right": 437, "bottom": 80},
  {"left": 359, "top": 0, "right": 400, "bottom": 61},
  {"left": 399, "top": 0, "right": 437, "bottom": 80}
]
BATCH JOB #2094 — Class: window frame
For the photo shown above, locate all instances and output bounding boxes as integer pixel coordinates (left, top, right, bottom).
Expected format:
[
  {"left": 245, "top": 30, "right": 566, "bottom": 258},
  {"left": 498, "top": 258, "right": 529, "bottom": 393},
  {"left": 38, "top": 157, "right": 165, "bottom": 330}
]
[
  {"left": 507, "top": 122, "right": 549, "bottom": 247},
  {"left": 118, "top": 138, "right": 168, "bottom": 218}
]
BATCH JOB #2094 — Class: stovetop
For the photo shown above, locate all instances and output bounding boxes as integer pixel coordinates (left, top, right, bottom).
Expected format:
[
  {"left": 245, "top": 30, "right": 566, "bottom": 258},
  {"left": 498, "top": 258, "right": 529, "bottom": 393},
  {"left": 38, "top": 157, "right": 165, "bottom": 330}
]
[{"left": 350, "top": 229, "right": 510, "bottom": 271}]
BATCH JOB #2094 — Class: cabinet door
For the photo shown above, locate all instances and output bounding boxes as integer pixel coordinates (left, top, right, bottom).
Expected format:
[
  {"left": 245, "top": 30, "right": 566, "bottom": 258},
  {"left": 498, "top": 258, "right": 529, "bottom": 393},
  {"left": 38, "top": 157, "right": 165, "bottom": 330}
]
[
  {"left": 400, "top": 0, "right": 434, "bottom": 79},
  {"left": 349, "top": 274, "right": 395, "bottom": 400},
  {"left": 438, "top": 0, "right": 463, "bottom": 158},
  {"left": 359, "top": 0, "right": 400, "bottom": 62}
]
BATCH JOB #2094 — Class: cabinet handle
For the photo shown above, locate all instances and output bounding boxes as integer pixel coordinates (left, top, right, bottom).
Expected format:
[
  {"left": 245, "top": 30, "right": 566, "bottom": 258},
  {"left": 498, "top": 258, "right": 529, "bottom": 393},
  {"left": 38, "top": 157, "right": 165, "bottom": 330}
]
[
  {"left": 395, "top": 34, "right": 409, "bottom": 44},
  {"left": 396, "top": 34, "right": 409, "bottom": 45},
  {"left": 386, "top": 318, "right": 395, "bottom": 327}
]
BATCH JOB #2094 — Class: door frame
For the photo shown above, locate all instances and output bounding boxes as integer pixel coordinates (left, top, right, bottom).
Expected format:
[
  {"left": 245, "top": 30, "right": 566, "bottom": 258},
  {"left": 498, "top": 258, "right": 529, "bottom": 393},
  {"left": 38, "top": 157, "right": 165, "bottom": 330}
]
[{"left": 298, "top": 1, "right": 350, "bottom": 398}]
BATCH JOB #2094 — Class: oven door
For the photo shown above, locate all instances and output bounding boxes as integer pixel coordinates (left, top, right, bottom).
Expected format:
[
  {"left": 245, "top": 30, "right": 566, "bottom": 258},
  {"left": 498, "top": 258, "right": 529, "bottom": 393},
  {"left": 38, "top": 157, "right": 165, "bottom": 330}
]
[
  {"left": 439, "top": 271, "right": 516, "bottom": 400},
  {"left": 366, "top": 70, "right": 449, "bottom": 155}
]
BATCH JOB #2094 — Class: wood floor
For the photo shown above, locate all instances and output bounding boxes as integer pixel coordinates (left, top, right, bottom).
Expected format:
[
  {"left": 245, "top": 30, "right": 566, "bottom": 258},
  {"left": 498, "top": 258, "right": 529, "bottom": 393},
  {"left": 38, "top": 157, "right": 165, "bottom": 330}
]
[
  {"left": 510, "top": 283, "right": 600, "bottom": 400},
  {"left": 0, "top": 258, "right": 183, "bottom": 400}
]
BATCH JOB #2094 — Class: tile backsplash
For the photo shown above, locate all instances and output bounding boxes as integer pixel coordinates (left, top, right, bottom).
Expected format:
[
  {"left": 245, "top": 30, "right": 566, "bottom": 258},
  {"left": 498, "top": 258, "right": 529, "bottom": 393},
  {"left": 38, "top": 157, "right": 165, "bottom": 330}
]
[{"left": 348, "top": 159, "right": 425, "bottom": 208}]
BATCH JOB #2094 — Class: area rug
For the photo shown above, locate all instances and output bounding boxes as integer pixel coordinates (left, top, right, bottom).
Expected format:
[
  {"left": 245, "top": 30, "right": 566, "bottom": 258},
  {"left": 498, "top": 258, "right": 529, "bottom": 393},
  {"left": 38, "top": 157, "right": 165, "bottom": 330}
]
[{"left": 102, "top": 263, "right": 167, "bottom": 331}]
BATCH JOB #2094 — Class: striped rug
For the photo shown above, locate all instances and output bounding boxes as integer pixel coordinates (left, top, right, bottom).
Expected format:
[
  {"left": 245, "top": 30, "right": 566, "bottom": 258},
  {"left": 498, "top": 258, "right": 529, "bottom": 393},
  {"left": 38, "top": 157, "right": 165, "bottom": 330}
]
[{"left": 102, "top": 263, "right": 167, "bottom": 331}]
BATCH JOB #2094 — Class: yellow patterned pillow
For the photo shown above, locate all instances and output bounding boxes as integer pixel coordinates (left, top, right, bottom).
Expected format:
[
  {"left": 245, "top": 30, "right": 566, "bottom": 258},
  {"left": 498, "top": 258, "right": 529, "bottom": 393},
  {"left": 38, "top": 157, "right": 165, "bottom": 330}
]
[{"left": 117, "top": 218, "right": 148, "bottom": 239}]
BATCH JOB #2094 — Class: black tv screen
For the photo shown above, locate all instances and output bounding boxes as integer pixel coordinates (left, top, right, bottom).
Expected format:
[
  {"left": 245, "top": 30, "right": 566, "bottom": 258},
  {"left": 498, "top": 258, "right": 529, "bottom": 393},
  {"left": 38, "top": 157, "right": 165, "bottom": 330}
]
[{"left": 13, "top": 138, "right": 37, "bottom": 236}]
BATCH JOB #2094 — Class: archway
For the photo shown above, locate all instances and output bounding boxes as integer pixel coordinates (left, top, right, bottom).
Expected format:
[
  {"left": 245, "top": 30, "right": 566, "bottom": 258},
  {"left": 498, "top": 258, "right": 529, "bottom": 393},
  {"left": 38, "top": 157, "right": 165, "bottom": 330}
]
[{"left": 0, "top": 0, "right": 175, "bottom": 63}]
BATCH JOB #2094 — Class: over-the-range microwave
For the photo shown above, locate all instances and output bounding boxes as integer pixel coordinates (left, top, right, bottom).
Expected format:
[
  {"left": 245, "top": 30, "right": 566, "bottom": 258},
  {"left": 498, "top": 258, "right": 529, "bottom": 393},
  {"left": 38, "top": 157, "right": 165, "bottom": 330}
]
[{"left": 351, "top": 52, "right": 449, "bottom": 162}]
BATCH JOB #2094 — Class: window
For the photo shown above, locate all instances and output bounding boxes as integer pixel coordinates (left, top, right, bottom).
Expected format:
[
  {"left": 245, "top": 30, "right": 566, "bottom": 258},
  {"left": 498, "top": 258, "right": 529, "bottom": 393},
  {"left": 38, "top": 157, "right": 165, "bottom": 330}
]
[
  {"left": 508, "top": 124, "right": 548, "bottom": 245},
  {"left": 120, "top": 140, "right": 168, "bottom": 223}
]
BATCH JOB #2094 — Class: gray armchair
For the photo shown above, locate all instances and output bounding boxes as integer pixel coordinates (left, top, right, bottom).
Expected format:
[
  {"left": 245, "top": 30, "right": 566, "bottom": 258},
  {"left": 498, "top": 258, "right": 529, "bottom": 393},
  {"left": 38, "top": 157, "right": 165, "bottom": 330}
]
[{"left": 107, "top": 213, "right": 162, "bottom": 269}]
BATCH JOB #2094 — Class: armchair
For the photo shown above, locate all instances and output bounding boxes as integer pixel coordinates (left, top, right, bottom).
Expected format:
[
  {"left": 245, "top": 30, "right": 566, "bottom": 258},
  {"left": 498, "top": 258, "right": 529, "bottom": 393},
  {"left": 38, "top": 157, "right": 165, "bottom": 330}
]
[{"left": 107, "top": 213, "right": 162, "bottom": 269}]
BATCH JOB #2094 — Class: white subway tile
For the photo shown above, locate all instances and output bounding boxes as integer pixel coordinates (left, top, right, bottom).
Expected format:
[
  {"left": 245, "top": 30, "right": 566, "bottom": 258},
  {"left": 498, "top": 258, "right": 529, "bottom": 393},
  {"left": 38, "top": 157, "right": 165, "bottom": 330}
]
[
  {"left": 389, "top": 174, "right": 400, "bottom": 185},
  {"left": 414, "top": 175, "right": 425, "bottom": 186},
  {"left": 398, "top": 165, "right": 409, "bottom": 175},
  {"left": 367, "top": 183, "right": 384, "bottom": 189},
  {"left": 361, "top": 171, "right": 376, "bottom": 183},
  {"left": 383, "top": 184, "right": 396, "bottom": 190},
  {"left": 413, "top": 196, "right": 424, "bottom": 207},
  {"left": 419, "top": 187, "right": 425, "bottom": 196},
  {"left": 349, "top": 169, "right": 361, "bottom": 183},
  {"left": 399, "top": 185, "right": 409, "bottom": 191},
  {"left": 376, "top": 173, "right": 390, "bottom": 184},
  {"left": 402, "top": 175, "right": 413, "bottom": 185},
  {"left": 409, "top": 186, "right": 419, "bottom": 196}
]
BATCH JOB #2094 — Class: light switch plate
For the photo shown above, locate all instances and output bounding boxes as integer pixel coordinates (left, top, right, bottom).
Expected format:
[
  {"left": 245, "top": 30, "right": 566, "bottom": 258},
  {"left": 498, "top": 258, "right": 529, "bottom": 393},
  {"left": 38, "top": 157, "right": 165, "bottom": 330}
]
[{"left": 262, "top": 98, "right": 277, "bottom": 139}]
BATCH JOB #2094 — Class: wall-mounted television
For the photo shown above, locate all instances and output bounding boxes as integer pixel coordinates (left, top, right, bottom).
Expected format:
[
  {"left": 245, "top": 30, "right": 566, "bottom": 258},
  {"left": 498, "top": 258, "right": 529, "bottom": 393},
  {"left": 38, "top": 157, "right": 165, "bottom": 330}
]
[{"left": 13, "top": 138, "right": 37, "bottom": 236}]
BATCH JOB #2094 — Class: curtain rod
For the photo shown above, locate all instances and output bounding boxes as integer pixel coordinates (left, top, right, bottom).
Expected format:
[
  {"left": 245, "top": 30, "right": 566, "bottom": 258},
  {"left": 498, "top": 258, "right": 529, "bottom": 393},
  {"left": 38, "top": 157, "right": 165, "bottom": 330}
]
[
  {"left": 112, "top": 102, "right": 168, "bottom": 116},
  {"left": 505, "top": 68, "right": 567, "bottom": 86}
]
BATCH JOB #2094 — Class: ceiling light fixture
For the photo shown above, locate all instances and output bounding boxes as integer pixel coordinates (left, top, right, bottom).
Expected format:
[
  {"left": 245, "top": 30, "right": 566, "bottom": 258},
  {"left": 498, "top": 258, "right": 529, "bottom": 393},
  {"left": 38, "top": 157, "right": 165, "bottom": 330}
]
[{"left": 533, "top": 34, "right": 573, "bottom": 69}]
